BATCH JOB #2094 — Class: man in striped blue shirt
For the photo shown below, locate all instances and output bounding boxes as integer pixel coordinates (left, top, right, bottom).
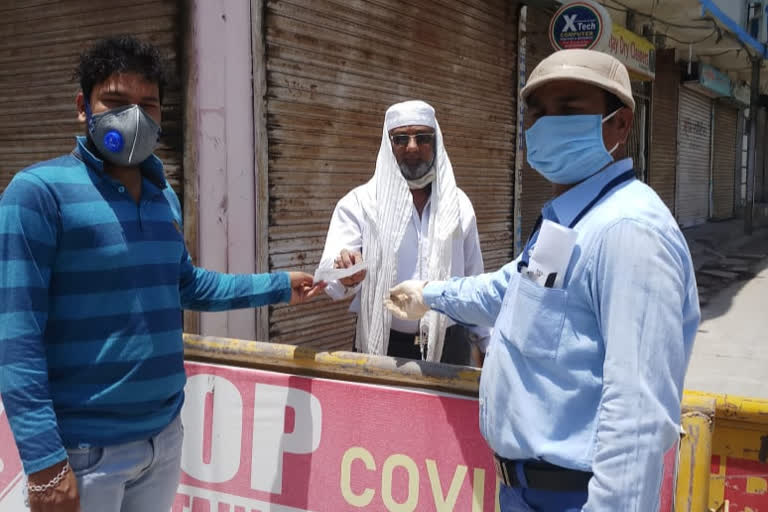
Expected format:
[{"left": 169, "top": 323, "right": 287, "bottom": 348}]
[{"left": 0, "top": 36, "right": 324, "bottom": 512}]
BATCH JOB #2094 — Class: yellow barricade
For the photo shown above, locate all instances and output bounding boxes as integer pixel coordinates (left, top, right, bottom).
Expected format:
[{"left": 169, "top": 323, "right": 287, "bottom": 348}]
[{"left": 184, "top": 334, "right": 768, "bottom": 512}]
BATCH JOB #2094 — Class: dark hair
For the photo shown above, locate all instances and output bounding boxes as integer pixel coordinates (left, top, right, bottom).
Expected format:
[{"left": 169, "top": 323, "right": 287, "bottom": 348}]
[
  {"left": 604, "top": 91, "right": 626, "bottom": 114},
  {"left": 74, "top": 36, "right": 167, "bottom": 104}
]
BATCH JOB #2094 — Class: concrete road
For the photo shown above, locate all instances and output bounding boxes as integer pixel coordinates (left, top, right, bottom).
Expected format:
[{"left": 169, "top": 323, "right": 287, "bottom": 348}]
[{"left": 685, "top": 259, "right": 768, "bottom": 399}]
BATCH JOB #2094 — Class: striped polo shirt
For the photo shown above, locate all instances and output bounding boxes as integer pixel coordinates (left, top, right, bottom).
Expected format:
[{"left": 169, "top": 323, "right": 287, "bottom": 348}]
[{"left": 0, "top": 137, "right": 291, "bottom": 474}]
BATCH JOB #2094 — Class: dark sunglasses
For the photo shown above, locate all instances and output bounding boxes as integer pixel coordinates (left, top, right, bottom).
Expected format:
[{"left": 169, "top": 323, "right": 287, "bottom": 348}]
[{"left": 390, "top": 133, "right": 435, "bottom": 147}]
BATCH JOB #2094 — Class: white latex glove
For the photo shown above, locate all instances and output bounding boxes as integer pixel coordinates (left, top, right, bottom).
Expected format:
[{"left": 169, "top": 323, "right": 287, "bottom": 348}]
[{"left": 385, "top": 280, "right": 430, "bottom": 320}]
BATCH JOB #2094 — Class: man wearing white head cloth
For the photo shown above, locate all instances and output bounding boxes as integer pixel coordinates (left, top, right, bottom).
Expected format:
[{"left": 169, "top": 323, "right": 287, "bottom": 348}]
[{"left": 318, "top": 100, "right": 490, "bottom": 364}]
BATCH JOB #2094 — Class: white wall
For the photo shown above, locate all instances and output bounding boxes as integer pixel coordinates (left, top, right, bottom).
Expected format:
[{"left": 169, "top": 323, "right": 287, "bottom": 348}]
[{"left": 192, "top": 0, "right": 258, "bottom": 340}]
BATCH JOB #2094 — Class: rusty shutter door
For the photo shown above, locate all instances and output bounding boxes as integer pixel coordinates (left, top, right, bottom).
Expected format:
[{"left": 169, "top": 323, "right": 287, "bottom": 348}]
[
  {"left": 676, "top": 88, "right": 712, "bottom": 227},
  {"left": 0, "top": 0, "right": 183, "bottom": 197},
  {"left": 519, "top": 6, "right": 555, "bottom": 244},
  {"left": 711, "top": 103, "right": 738, "bottom": 219},
  {"left": 649, "top": 49, "right": 678, "bottom": 212},
  {"left": 264, "top": 0, "right": 517, "bottom": 349}
]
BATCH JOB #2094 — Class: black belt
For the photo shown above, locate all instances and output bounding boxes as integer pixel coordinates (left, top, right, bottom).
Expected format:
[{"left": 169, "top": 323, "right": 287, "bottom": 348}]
[
  {"left": 387, "top": 330, "right": 422, "bottom": 360},
  {"left": 493, "top": 454, "right": 592, "bottom": 491}
]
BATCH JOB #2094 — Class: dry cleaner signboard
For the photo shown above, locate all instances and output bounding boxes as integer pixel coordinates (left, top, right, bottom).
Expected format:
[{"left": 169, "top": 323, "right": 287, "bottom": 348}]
[{"left": 606, "top": 24, "right": 656, "bottom": 80}]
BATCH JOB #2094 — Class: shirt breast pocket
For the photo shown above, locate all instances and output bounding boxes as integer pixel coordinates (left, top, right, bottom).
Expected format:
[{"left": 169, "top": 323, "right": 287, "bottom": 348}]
[{"left": 498, "top": 275, "right": 567, "bottom": 360}]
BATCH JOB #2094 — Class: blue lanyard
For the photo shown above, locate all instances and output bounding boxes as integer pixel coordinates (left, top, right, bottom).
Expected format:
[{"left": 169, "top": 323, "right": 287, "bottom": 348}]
[{"left": 518, "top": 169, "right": 636, "bottom": 272}]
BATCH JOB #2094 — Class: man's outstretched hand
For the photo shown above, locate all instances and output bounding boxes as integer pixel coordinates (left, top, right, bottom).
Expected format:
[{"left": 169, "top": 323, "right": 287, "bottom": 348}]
[
  {"left": 289, "top": 272, "right": 327, "bottom": 305},
  {"left": 385, "top": 280, "right": 430, "bottom": 320},
  {"left": 335, "top": 249, "right": 367, "bottom": 287}
]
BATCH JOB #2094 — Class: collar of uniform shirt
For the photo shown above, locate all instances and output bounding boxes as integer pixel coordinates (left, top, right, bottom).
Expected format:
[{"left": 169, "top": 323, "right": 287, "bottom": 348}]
[
  {"left": 541, "top": 158, "right": 634, "bottom": 226},
  {"left": 73, "top": 135, "right": 167, "bottom": 189}
]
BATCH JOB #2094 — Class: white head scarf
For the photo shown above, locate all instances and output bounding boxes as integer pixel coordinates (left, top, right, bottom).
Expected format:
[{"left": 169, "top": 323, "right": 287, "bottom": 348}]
[
  {"left": 385, "top": 100, "right": 437, "bottom": 131},
  {"left": 357, "top": 100, "right": 461, "bottom": 361},
  {"left": 385, "top": 101, "right": 438, "bottom": 189}
]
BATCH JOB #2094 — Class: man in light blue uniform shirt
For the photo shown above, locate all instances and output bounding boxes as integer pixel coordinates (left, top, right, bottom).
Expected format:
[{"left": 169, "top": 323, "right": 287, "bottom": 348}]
[{"left": 386, "top": 50, "right": 700, "bottom": 511}]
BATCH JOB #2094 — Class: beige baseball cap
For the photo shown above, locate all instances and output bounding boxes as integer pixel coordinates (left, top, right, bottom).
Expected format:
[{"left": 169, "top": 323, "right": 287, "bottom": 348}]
[{"left": 521, "top": 49, "right": 636, "bottom": 112}]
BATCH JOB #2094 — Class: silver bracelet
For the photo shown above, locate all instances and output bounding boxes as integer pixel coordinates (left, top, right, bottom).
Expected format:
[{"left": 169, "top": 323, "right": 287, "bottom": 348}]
[{"left": 27, "top": 463, "right": 70, "bottom": 494}]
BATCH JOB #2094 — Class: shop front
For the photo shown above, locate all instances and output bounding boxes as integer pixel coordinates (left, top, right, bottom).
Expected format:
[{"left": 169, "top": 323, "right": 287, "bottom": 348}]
[{"left": 677, "top": 62, "right": 738, "bottom": 227}]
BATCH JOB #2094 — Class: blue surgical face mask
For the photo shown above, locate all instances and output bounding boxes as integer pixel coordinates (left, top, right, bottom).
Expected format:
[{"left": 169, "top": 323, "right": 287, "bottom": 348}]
[{"left": 525, "top": 110, "right": 620, "bottom": 185}]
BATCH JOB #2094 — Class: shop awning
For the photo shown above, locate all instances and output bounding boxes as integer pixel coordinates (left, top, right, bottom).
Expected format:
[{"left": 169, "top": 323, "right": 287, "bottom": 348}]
[{"left": 550, "top": 0, "right": 768, "bottom": 92}]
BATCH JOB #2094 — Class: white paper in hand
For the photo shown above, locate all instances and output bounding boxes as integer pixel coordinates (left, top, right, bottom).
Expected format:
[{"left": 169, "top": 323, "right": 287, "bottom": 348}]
[
  {"left": 313, "top": 261, "right": 369, "bottom": 284},
  {"left": 524, "top": 219, "right": 577, "bottom": 289}
]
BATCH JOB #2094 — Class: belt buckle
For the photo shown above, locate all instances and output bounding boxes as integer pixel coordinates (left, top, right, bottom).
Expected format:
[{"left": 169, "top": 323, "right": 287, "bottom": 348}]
[{"left": 493, "top": 455, "right": 513, "bottom": 487}]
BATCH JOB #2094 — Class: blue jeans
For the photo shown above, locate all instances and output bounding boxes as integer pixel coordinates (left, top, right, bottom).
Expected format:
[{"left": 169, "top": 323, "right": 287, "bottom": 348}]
[
  {"left": 64, "top": 414, "right": 183, "bottom": 512},
  {"left": 500, "top": 483, "right": 588, "bottom": 512}
]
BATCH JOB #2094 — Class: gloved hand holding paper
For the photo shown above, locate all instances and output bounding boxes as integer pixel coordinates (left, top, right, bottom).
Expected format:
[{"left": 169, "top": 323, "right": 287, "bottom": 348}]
[{"left": 313, "top": 261, "right": 369, "bottom": 285}]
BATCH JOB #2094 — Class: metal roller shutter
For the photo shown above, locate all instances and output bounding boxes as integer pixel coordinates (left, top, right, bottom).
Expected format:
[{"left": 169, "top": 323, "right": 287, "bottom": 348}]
[
  {"left": 0, "top": 0, "right": 183, "bottom": 197},
  {"left": 711, "top": 103, "right": 738, "bottom": 219},
  {"left": 676, "top": 88, "right": 712, "bottom": 227},
  {"left": 520, "top": 6, "right": 555, "bottom": 244},
  {"left": 264, "top": 0, "right": 517, "bottom": 349}
]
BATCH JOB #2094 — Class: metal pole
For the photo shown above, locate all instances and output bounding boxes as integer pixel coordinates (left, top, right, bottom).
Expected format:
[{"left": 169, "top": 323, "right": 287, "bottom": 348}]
[
  {"left": 745, "top": 57, "right": 760, "bottom": 235},
  {"left": 734, "top": 109, "right": 746, "bottom": 218},
  {"left": 513, "top": 5, "right": 527, "bottom": 258}
]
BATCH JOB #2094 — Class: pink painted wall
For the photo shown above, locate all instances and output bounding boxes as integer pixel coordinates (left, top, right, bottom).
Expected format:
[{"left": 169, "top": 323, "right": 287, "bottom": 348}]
[{"left": 193, "top": 0, "right": 257, "bottom": 340}]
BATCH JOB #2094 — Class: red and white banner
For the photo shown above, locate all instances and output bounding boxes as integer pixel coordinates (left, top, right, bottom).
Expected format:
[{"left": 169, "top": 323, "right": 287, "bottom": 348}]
[
  {"left": 174, "top": 362, "right": 498, "bottom": 511},
  {"left": 0, "top": 361, "right": 682, "bottom": 511},
  {"left": 0, "top": 399, "right": 25, "bottom": 507}
]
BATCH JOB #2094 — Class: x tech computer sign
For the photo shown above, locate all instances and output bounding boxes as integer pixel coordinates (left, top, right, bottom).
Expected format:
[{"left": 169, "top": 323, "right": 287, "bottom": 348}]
[{"left": 550, "top": 0, "right": 612, "bottom": 52}]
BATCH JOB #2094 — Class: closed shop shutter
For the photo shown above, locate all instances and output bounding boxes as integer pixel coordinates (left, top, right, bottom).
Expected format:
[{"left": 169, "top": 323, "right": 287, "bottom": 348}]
[
  {"left": 0, "top": 0, "right": 183, "bottom": 197},
  {"left": 711, "top": 103, "right": 738, "bottom": 219},
  {"left": 676, "top": 87, "right": 712, "bottom": 227},
  {"left": 520, "top": 7, "right": 555, "bottom": 244},
  {"left": 264, "top": 0, "right": 517, "bottom": 348},
  {"left": 649, "top": 49, "right": 678, "bottom": 211}
]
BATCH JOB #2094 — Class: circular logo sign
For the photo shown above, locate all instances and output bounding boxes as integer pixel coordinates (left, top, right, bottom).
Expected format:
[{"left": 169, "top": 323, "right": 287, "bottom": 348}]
[{"left": 549, "top": 0, "right": 611, "bottom": 52}]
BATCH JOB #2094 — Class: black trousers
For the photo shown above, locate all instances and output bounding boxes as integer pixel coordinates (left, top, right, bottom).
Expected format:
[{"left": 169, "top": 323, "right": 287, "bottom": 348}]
[{"left": 386, "top": 325, "right": 473, "bottom": 365}]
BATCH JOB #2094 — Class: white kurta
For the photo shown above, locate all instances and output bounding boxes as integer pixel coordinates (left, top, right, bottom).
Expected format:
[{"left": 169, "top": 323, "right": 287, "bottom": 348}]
[{"left": 319, "top": 182, "right": 491, "bottom": 345}]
